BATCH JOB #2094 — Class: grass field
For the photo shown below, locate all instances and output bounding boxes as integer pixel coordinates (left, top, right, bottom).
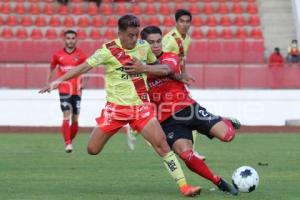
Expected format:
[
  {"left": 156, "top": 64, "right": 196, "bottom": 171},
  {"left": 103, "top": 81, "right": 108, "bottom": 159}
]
[{"left": 0, "top": 133, "right": 299, "bottom": 200}]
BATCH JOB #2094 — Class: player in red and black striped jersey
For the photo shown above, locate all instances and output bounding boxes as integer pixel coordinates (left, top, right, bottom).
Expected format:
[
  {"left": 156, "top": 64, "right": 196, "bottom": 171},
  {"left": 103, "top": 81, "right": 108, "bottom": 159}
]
[
  {"left": 137, "top": 26, "right": 240, "bottom": 195},
  {"left": 46, "top": 30, "right": 87, "bottom": 153}
]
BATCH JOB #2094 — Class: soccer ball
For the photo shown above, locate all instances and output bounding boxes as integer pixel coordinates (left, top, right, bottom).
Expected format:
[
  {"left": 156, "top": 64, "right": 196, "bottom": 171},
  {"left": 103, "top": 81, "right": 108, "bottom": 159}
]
[{"left": 232, "top": 166, "right": 259, "bottom": 193}]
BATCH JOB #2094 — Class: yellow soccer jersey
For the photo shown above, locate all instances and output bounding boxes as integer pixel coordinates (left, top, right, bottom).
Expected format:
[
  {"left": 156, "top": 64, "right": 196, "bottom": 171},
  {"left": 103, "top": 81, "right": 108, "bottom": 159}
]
[
  {"left": 162, "top": 28, "right": 191, "bottom": 59},
  {"left": 87, "top": 38, "right": 157, "bottom": 106}
]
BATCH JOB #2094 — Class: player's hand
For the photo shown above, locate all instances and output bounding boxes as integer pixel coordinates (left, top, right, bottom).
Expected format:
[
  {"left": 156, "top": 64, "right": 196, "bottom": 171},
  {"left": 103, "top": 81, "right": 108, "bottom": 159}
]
[
  {"left": 174, "top": 73, "right": 195, "bottom": 85},
  {"left": 38, "top": 82, "right": 59, "bottom": 93},
  {"left": 124, "top": 57, "right": 145, "bottom": 74}
]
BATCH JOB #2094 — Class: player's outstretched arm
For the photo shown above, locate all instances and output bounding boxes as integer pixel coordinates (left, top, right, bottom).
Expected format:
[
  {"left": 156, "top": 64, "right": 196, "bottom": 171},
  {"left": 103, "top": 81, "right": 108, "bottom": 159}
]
[
  {"left": 39, "top": 62, "right": 93, "bottom": 93},
  {"left": 124, "top": 57, "right": 172, "bottom": 77}
]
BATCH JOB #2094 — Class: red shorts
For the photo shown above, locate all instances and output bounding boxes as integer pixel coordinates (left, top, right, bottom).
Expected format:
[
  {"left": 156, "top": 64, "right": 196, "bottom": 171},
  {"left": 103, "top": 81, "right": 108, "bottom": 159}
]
[{"left": 96, "top": 102, "right": 155, "bottom": 134}]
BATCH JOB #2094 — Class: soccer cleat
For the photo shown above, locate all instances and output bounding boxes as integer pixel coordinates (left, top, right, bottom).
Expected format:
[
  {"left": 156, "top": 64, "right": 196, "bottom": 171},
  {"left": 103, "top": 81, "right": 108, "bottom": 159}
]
[
  {"left": 217, "top": 178, "right": 239, "bottom": 196},
  {"left": 180, "top": 185, "right": 201, "bottom": 197},
  {"left": 228, "top": 118, "right": 241, "bottom": 130},
  {"left": 65, "top": 144, "right": 73, "bottom": 153},
  {"left": 125, "top": 125, "right": 136, "bottom": 150}
]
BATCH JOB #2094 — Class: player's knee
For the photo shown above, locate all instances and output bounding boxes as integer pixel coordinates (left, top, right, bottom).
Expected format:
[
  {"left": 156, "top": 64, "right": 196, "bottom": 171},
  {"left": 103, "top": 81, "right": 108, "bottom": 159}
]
[
  {"left": 220, "top": 125, "right": 236, "bottom": 142},
  {"left": 179, "top": 149, "right": 193, "bottom": 161},
  {"left": 87, "top": 146, "right": 100, "bottom": 155}
]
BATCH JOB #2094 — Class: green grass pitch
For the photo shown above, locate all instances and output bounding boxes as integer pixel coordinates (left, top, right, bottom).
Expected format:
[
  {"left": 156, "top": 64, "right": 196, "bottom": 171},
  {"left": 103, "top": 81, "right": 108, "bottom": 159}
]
[{"left": 0, "top": 133, "right": 299, "bottom": 200}]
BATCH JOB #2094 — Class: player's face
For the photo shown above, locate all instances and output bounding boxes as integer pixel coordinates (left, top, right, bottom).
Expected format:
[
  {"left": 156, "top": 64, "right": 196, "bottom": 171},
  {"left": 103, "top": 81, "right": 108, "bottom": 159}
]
[
  {"left": 119, "top": 27, "right": 139, "bottom": 50},
  {"left": 176, "top": 15, "right": 191, "bottom": 36},
  {"left": 64, "top": 33, "right": 77, "bottom": 49},
  {"left": 146, "top": 33, "right": 162, "bottom": 57}
]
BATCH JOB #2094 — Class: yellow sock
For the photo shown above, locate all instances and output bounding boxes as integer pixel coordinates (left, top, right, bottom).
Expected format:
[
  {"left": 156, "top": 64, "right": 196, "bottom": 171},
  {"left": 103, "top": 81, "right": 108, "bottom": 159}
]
[
  {"left": 163, "top": 151, "right": 187, "bottom": 188},
  {"left": 192, "top": 131, "right": 197, "bottom": 151}
]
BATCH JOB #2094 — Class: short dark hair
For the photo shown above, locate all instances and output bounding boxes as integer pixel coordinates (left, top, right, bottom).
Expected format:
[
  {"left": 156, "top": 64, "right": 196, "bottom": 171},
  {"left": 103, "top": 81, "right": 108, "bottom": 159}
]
[
  {"left": 64, "top": 30, "right": 77, "bottom": 36},
  {"left": 175, "top": 9, "right": 192, "bottom": 22},
  {"left": 140, "top": 26, "right": 162, "bottom": 40},
  {"left": 118, "top": 15, "right": 140, "bottom": 32},
  {"left": 274, "top": 47, "right": 280, "bottom": 52}
]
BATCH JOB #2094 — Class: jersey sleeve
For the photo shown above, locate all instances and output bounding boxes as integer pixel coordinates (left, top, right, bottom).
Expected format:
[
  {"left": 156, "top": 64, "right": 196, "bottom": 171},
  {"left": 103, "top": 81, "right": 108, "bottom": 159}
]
[
  {"left": 146, "top": 45, "right": 157, "bottom": 64},
  {"left": 162, "top": 35, "right": 178, "bottom": 54},
  {"left": 86, "top": 46, "right": 108, "bottom": 68},
  {"left": 161, "top": 53, "right": 181, "bottom": 73},
  {"left": 50, "top": 53, "right": 58, "bottom": 69}
]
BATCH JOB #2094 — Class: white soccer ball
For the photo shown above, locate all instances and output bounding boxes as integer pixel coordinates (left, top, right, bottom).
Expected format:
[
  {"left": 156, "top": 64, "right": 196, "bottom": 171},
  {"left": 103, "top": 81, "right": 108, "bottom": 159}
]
[{"left": 232, "top": 166, "right": 259, "bottom": 193}]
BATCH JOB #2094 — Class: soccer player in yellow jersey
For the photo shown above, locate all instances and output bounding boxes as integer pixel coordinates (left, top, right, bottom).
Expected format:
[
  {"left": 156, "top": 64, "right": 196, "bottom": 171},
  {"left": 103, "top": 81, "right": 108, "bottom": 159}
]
[
  {"left": 162, "top": 9, "right": 192, "bottom": 73},
  {"left": 39, "top": 15, "right": 200, "bottom": 197}
]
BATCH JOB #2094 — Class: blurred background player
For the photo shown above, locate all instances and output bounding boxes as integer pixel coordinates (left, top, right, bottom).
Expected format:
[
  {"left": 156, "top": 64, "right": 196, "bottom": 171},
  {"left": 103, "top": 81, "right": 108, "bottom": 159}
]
[
  {"left": 40, "top": 15, "right": 201, "bottom": 197},
  {"left": 135, "top": 25, "right": 240, "bottom": 195},
  {"left": 46, "top": 30, "right": 87, "bottom": 153}
]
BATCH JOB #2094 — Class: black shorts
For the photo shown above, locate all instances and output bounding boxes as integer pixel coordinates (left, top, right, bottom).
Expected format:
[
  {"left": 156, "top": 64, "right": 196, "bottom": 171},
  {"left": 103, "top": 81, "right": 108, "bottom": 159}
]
[
  {"left": 59, "top": 93, "right": 81, "bottom": 114},
  {"left": 161, "top": 103, "right": 222, "bottom": 147}
]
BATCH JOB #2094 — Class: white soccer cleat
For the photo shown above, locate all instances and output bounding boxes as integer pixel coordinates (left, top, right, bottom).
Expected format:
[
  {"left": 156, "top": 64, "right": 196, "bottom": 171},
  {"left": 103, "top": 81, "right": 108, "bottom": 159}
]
[
  {"left": 65, "top": 144, "right": 73, "bottom": 153},
  {"left": 125, "top": 125, "right": 136, "bottom": 150}
]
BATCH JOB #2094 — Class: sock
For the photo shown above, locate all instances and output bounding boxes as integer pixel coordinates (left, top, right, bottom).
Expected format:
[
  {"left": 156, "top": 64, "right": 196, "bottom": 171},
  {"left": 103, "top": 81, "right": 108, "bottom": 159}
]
[
  {"left": 70, "top": 122, "right": 79, "bottom": 140},
  {"left": 163, "top": 151, "right": 187, "bottom": 188},
  {"left": 61, "top": 120, "right": 71, "bottom": 145},
  {"left": 180, "top": 150, "right": 220, "bottom": 185}
]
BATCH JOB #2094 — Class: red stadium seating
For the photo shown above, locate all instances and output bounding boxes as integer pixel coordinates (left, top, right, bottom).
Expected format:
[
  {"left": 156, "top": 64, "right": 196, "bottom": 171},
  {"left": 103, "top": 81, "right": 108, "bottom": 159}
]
[
  {"left": 246, "top": 3, "right": 258, "bottom": 14},
  {"left": 192, "top": 16, "right": 203, "bottom": 26},
  {"left": 91, "top": 16, "right": 103, "bottom": 27},
  {"left": 1, "top": 28, "right": 13, "bottom": 39},
  {"left": 220, "top": 16, "right": 232, "bottom": 26},
  {"left": 115, "top": 3, "right": 128, "bottom": 15},
  {"left": 43, "top": 4, "right": 55, "bottom": 15},
  {"left": 188, "top": 5, "right": 199, "bottom": 15},
  {"left": 148, "top": 16, "right": 161, "bottom": 26},
  {"left": 159, "top": 4, "right": 171, "bottom": 15},
  {"left": 63, "top": 16, "right": 75, "bottom": 27},
  {"left": 206, "top": 28, "right": 219, "bottom": 39},
  {"left": 72, "top": 5, "right": 84, "bottom": 15},
  {"left": 163, "top": 16, "right": 175, "bottom": 27},
  {"left": 29, "top": 4, "right": 41, "bottom": 14},
  {"left": 49, "top": 16, "right": 61, "bottom": 27},
  {"left": 145, "top": 4, "right": 156, "bottom": 15},
  {"left": 250, "top": 28, "right": 263, "bottom": 39},
  {"left": 100, "top": 4, "right": 113, "bottom": 15},
  {"left": 248, "top": 15, "right": 261, "bottom": 26},
  {"left": 87, "top": 3, "right": 99, "bottom": 15},
  {"left": 16, "top": 28, "right": 28, "bottom": 39},
  {"left": 20, "top": 16, "right": 33, "bottom": 26},
  {"left": 205, "top": 16, "right": 218, "bottom": 26},
  {"left": 106, "top": 16, "right": 117, "bottom": 27},
  {"left": 30, "top": 29, "right": 43, "bottom": 40},
  {"left": 6, "top": 15, "right": 18, "bottom": 26},
  {"left": 14, "top": 4, "right": 26, "bottom": 14},
  {"left": 234, "top": 15, "right": 247, "bottom": 26},
  {"left": 191, "top": 28, "right": 204, "bottom": 39},
  {"left": 90, "top": 29, "right": 101, "bottom": 39},
  {"left": 220, "top": 28, "right": 233, "bottom": 39},
  {"left": 202, "top": 3, "right": 214, "bottom": 14},
  {"left": 0, "top": 16, "right": 3, "bottom": 26},
  {"left": 131, "top": 4, "right": 142, "bottom": 15},
  {"left": 236, "top": 28, "right": 248, "bottom": 39},
  {"left": 231, "top": 3, "right": 243, "bottom": 14},
  {"left": 77, "top": 29, "right": 87, "bottom": 39},
  {"left": 217, "top": 3, "right": 229, "bottom": 14},
  {"left": 35, "top": 16, "right": 47, "bottom": 27},
  {"left": 1, "top": 4, "right": 11, "bottom": 14},
  {"left": 78, "top": 16, "right": 90, "bottom": 27},
  {"left": 45, "top": 29, "right": 58, "bottom": 39},
  {"left": 103, "top": 28, "right": 117, "bottom": 40},
  {"left": 58, "top": 5, "right": 69, "bottom": 15}
]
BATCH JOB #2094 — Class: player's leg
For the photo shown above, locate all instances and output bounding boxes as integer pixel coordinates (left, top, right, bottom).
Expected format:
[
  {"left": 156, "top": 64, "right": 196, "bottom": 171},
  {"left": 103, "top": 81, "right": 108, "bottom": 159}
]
[
  {"left": 59, "top": 93, "right": 73, "bottom": 152},
  {"left": 86, "top": 126, "right": 114, "bottom": 155},
  {"left": 131, "top": 103, "right": 201, "bottom": 197},
  {"left": 209, "top": 119, "right": 236, "bottom": 142},
  {"left": 124, "top": 124, "right": 136, "bottom": 150},
  {"left": 70, "top": 95, "right": 81, "bottom": 140}
]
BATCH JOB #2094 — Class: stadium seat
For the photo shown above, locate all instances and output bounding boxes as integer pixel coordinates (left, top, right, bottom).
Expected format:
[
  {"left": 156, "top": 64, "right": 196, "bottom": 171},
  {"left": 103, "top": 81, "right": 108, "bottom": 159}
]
[
  {"left": 35, "top": 16, "right": 47, "bottom": 27},
  {"left": 103, "top": 28, "right": 117, "bottom": 39},
  {"left": 115, "top": 3, "right": 128, "bottom": 15},
  {"left": 248, "top": 15, "right": 261, "bottom": 26},
  {"left": 247, "top": 0, "right": 256, "bottom": 2},
  {"left": 1, "top": 28, "right": 13, "bottom": 39},
  {"left": 159, "top": 4, "right": 171, "bottom": 15},
  {"left": 102, "top": 0, "right": 112, "bottom": 2},
  {"left": 90, "top": 28, "right": 101, "bottom": 39},
  {"left": 232, "top": 0, "right": 242, "bottom": 2},
  {"left": 15, "top": 0, "right": 25, "bottom": 2},
  {"left": 45, "top": 29, "right": 58, "bottom": 39},
  {"left": 29, "top": 4, "right": 41, "bottom": 14},
  {"left": 188, "top": 0, "right": 198, "bottom": 2},
  {"left": 163, "top": 16, "right": 175, "bottom": 27},
  {"left": 246, "top": 3, "right": 258, "bottom": 14},
  {"left": 231, "top": 3, "right": 243, "bottom": 14},
  {"left": 140, "top": 16, "right": 148, "bottom": 27},
  {"left": 49, "top": 16, "right": 61, "bottom": 27},
  {"left": 192, "top": 16, "right": 203, "bottom": 26},
  {"left": 173, "top": 4, "right": 186, "bottom": 13},
  {"left": 78, "top": 16, "right": 90, "bottom": 27},
  {"left": 131, "top": 4, "right": 141, "bottom": 15},
  {"left": 30, "top": 29, "right": 43, "bottom": 39},
  {"left": 145, "top": 0, "right": 155, "bottom": 3},
  {"left": 236, "top": 28, "right": 248, "bottom": 39},
  {"left": 106, "top": 16, "right": 117, "bottom": 27},
  {"left": 145, "top": 4, "right": 156, "bottom": 15},
  {"left": 87, "top": 3, "right": 99, "bottom": 15},
  {"left": 14, "top": 4, "right": 26, "bottom": 14},
  {"left": 220, "top": 28, "right": 233, "bottom": 39},
  {"left": 100, "top": 4, "right": 113, "bottom": 15},
  {"left": 188, "top": 5, "right": 199, "bottom": 15},
  {"left": 77, "top": 29, "right": 87, "bottom": 39},
  {"left": 250, "top": 28, "right": 263, "bottom": 39},
  {"left": 202, "top": 3, "right": 214, "bottom": 14},
  {"left": 72, "top": 5, "right": 84, "bottom": 15},
  {"left": 58, "top": 5, "right": 69, "bottom": 15},
  {"left": 6, "top": 15, "right": 18, "bottom": 26},
  {"left": 1, "top": 4, "right": 11, "bottom": 14},
  {"left": 16, "top": 28, "right": 28, "bottom": 39},
  {"left": 29, "top": 0, "right": 39, "bottom": 2},
  {"left": 91, "top": 16, "right": 103, "bottom": 27},
  {"left": 158, "top": 0, "right": 169, "bottom": 3},
  {"left": 191, "top": 28, "right": 204, "bottom": 39},
  {"left": 43, "top": 4, "right": 55, "bottom": 15},
  {"left": 207, "top": 28, "right": 219, "bottom": 39},
  {"left": 0, "top": 16, "right": 3, "bottom": 26},
  {"left": 174, "top": 0, "right": 184, "bottom": 2},
  {"left": 148, "top": 16, "right": 161, "bottom": 26},
  {"left": 63, "top": 16, "right": 75, "bottom": 27},
  {"left": 234, "top": 15, "right": 247, "bottom": 26},
  {"left": 205, "top": 16, "right": 218, "bottom": 26},
  {"left": 20, "top": 16, "right": 33, "bottom": 26},
  {"left": 219, "top": 16, "right": 232, "bottom": 26},
  {"left": 203, "top": 0, "right": 213, "bottom": 2},
  {"left": 217, "top": 3, "right": 229, "bottom": 14}
]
